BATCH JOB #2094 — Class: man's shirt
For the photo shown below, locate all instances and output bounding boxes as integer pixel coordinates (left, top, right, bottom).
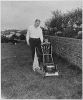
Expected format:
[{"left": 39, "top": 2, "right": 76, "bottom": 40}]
[{"left": 26, "top": 25, "right": 43, "bottom": 43}]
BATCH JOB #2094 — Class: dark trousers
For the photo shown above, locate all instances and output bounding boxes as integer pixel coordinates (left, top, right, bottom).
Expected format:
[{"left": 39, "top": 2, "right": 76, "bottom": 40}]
[{"left": 29, "top": 38, "right": 43, "bottom": 64}]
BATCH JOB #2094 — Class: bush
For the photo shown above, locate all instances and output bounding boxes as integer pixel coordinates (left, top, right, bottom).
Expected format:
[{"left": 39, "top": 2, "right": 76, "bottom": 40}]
[
  {"left": 20, "top": 34, "right": 26, "bottom": 40},
  {"left": 62, "top": 27, "right": 74, "bottom": 37},
  {"left": 9, "top": 34, "right": 20, "bottom": 44},
  {"left": 1, "top": 36, "right": 9, "bottom": 43},
  {"left": 76, "top": 31, "right": 82, "bottom": 39}
]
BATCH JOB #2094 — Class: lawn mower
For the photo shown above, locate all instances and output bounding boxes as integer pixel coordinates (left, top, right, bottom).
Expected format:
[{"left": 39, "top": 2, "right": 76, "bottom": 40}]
[
  {"left": 33, "top": 40, "right": 59, "bottom": 77},
  {"left": 41, "top": 42, "right": 59, "bottom": 76}
]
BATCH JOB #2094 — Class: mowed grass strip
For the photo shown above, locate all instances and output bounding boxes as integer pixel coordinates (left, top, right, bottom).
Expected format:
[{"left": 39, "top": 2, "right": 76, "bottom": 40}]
[{"left": 1, "top": 43, "right": 82, "bottom": 99}]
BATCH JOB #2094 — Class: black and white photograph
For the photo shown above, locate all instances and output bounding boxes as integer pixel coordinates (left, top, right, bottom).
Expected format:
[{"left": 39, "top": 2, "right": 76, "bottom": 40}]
[{"left": 1, "top": 0, "right": 82, "bottom": 99}]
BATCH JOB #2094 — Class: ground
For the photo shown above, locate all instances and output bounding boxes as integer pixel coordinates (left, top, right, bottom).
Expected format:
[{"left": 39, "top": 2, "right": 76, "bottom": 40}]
[{"left": 1, "top": 42, "right": 82, "bottom": 99}]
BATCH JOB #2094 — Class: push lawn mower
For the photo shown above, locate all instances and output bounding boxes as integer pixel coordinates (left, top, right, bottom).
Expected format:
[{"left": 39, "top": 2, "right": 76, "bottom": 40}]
[{"left": 33, "top": 41, "right": 59, "bottom": 77}]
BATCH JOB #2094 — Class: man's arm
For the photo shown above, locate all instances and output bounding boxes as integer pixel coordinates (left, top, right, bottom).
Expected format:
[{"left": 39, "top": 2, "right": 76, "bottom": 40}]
[
  {"left": 26, "top": 27, "right": 30, "bottom": 45},
  {"left": 40, "top": 29, "right": 43, "bottom": 44}
]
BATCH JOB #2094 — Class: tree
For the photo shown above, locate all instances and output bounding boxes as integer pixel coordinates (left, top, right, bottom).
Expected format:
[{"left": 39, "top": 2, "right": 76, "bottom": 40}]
[
  {"left": 45, "top": 10, "right": 63, "bottom": 31},
  {"left": 44, "top": 8, "right": 82, "bottom": 38}
]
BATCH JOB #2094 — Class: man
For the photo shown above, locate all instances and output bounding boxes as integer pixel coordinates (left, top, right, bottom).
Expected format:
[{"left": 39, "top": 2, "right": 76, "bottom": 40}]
[{"left": 26, "top": 19, "right": 43, "bottom": 66}]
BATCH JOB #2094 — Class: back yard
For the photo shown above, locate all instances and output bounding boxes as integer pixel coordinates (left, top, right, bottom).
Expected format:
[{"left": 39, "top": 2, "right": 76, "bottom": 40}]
[{"left": 1, "top": 42, "right": 82, "bottom": 99}]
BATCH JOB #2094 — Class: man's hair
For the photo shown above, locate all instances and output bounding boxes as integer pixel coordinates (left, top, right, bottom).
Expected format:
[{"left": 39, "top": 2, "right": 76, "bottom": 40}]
[{"left": 35, "top": 19, "right": 41, "bottom": 22}]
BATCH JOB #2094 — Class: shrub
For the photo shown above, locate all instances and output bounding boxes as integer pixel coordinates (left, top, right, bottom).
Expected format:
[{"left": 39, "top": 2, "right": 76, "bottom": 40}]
[
  {"left": 20, "top": 34, "right": 26, "bottom": 40},
  {"left": 1, "top": 36, "right": 9, "bottom": 43}
]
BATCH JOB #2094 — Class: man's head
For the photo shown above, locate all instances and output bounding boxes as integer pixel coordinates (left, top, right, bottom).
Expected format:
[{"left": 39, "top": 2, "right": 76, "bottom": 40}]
[{"left": 34, "top": 19, "right": 41, "bottom": 28}]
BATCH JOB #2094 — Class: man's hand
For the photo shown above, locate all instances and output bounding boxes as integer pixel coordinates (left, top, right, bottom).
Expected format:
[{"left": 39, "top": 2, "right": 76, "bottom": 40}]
[
  {"left": 41, "top": 42, "right": 43, "bottom": 45},
  {"left": 27, "top": 41, "right": 30, "bottom": 45}
]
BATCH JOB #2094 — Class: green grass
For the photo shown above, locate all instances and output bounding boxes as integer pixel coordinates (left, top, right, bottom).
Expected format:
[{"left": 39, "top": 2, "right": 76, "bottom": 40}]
[{"left": 1, "top": 42, "right": 82, "bottom": 99}]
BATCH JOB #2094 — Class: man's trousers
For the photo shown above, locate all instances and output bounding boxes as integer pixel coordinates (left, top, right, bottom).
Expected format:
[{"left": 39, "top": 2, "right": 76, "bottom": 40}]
[{"left": 29, "top": 38, "right": 43, "bottom": 64}]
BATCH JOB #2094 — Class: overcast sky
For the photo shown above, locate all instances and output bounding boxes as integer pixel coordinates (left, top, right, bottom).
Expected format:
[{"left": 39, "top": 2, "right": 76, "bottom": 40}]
[{"left": 1, "top": 0, "right": 82, "bottom": 31}]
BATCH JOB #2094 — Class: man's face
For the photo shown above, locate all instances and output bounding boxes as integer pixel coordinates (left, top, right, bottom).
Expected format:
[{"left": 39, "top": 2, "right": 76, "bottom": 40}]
[{"left": 35, "top": 21, "right": 40, "bottom": 27}]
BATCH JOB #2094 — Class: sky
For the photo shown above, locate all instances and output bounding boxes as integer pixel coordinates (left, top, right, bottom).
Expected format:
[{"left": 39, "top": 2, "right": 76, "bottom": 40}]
[{"left": 1, "top": 0, "right": 82, "bottom": 31}]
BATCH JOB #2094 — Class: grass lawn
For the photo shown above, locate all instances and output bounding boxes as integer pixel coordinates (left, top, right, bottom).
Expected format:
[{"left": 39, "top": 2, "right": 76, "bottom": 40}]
[{"left": 1, "top": 42, "right": 82, "bottom": 99}]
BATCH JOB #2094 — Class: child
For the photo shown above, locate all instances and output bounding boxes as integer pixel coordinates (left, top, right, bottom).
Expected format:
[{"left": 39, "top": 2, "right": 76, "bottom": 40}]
[
  {"left": 44, "top": 37, "right": 50, "bottom": 44},
  {"left": 43, "top": 37, "right": 51, "bottom": 63}
]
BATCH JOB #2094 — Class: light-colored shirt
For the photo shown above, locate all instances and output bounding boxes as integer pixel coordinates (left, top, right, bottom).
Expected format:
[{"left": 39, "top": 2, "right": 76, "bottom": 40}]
[{"left": 26, "top": 25, "right": 43, "bottom": 43}]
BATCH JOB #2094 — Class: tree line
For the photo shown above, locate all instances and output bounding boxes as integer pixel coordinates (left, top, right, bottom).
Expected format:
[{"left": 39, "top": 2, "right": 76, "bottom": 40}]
[{"left": 44, "top": 8, "right": 82, "bottom": 39}]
